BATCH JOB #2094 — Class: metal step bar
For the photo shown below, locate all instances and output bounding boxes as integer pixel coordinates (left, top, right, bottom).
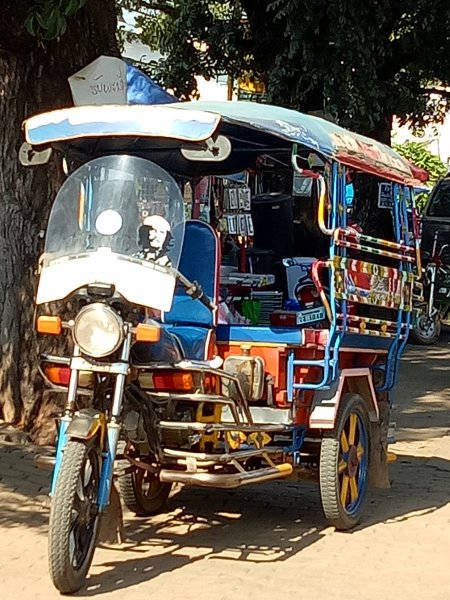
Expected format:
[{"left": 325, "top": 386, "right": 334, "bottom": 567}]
[{"left": 160, "top": 463, "right": 293, "bottom": 488}]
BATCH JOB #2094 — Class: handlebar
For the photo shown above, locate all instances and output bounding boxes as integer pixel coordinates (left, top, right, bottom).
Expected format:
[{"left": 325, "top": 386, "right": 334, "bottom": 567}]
[{"left": 173, "top": 269, "right": 216, "bottom": 311}]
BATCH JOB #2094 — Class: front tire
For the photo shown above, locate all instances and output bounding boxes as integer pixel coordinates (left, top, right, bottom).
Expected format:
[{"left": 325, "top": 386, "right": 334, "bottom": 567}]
[
  {"left": 319, "top": 394, "right": 370, "bottom": 530},
  {"left": 48, "top": 440, "right": 100, "bottom": 594}
]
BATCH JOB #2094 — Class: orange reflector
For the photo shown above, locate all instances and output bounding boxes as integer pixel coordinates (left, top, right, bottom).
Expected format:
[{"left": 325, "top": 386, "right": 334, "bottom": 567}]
[
  {"left": 135, "top": 323, "right": 161, "bottom": 342},
  {"left": 37, "top": 316, "right": 62, "bottom": 335}
]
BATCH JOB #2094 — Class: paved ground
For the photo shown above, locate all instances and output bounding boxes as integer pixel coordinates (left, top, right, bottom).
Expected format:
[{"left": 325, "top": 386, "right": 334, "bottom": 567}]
[{"left": 0, "top": 335, "right": 448, "bottom": 600}]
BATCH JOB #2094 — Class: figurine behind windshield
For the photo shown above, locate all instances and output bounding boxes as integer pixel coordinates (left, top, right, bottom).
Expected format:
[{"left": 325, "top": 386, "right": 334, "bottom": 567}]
[{"left": 137, "top": 214, "right": 172, "bottom": 266}]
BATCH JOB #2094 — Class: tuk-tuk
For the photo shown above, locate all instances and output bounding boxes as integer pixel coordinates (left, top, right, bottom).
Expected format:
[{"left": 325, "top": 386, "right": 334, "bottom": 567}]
[{"left": 23, "top": 100, "right": 420, "bottom": 593}]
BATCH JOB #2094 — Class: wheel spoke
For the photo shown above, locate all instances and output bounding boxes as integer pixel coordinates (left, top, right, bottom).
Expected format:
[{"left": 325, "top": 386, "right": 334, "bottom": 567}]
[
  {"left": 349, "top": 476, "right": 358, "bottom": 502},
  {"left": 83, "top": 461, "right": 93, "bottom": 488},
  {"left": 76, "top": 478, "right": 86, "bottom": 503},
  {"left": 340, "top": 474, "right": 349, "bottom": 507},
  {"left": 69, "top": 528, "right": 76, "bottom": 566},
  {"left": 340, "top": 430, "right": 349, "bottom": 452},
  {"left": 70, "top": 521, "right": 83, "bottom": 568},
  {"left": 348, "top": 414, "right": 357, "bottom": 446},
  {"left": 357, "top": 443, "right": 365, "bottom": 461},
  {"left": 338, "top": 459, "right": 347, "bottom": 474}
]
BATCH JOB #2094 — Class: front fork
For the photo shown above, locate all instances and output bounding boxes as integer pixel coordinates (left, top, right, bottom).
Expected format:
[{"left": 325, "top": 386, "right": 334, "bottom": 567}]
[
  {"left": 51, "top": 331, "right": 132, "bottom": 512},
  {"left": 427, "top": 232, "right": 439, "bottom": 319},
  {"left": 427, "top": 263, "right": 437, "bottom": 319}
]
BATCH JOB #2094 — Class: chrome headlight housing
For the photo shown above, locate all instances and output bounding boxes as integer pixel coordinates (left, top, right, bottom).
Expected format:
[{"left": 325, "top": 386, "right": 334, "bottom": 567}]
[{"left": 73, "top": 303, "right": 124, "bottom": 358}]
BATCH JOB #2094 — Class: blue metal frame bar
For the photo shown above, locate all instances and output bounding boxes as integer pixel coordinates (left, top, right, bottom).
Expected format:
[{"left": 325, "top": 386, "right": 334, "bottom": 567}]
[
  {"left": 378, "top": 183, "right": 415, "bottom": 391},
  {"left": 287, "top": 161, "right": 343, "bottom": 396},
  {"left": 286, "top": 165, "right": 417, "bottom": 397},
  {"left": 50, "top": 416, "right": 70, "bottom": 495}
]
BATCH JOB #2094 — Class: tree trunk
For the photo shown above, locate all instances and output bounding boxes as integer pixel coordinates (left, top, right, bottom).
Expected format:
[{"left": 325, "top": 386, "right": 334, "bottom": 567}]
[{"left": 0, "top": 1, "right": 119, "bottom": 425}]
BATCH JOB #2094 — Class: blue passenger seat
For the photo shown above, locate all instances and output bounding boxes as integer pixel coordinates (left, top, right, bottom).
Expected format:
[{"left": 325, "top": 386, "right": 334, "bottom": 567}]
[{"left": 163, "top": 220, "right": 219, "bottom": 360}]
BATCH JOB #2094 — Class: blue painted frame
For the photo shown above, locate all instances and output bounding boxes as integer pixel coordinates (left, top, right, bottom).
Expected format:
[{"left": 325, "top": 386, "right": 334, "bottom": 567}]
[{"left": 286, "top": 161, "right": 416, "bottom": 401}]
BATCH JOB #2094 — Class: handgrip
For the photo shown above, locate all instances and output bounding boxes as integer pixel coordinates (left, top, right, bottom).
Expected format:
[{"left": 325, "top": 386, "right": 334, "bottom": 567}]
[
  {"left": 185, "top": 280, "right": 215, "bottom": 310},
  {"left": 311, "top": 260, "right": 332, "bottom": 322},
  {"left": 174, "top": 269, "right": 216, "bottom": 310}
]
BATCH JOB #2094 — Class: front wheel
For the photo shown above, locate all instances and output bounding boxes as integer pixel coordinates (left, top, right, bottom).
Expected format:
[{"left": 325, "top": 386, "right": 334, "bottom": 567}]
[
  {"left": 48, "top": 440, "right": 100, "bottom": 594},
  {"left": 319, "top": 395, "right": 370, "bottom": 530},
  {"left": 410, "top": 311, "right": 441, "bottom": 345}
]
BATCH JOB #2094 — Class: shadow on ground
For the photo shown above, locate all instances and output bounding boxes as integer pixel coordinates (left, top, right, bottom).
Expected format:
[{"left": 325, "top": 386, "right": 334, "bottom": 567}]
[
  {"left": 72, "top": 448, "right": 450, "bottom": 597},
  {"left": 393, "top": 334, "right": 449, "bottom": 442},
  {"left": 0, "top": 336, "right": 448, "bottom": 594}
]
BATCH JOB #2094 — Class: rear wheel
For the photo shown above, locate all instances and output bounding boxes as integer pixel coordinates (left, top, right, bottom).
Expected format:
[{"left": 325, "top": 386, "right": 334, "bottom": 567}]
[
  {"left": 411, "top": 311, "right": 441, "bottom": 345},
  {"left": 118, "top": 458, "right": 171, "bottom": 516},
  {"left": 319, "top": 395, "right": 370, "bottom": 530},
  {"left": 48, "top": 440, "right": 100, "bottom": 594}
]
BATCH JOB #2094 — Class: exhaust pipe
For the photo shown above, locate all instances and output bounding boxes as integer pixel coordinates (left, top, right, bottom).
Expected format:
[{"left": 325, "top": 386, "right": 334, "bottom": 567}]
[{"left": 160, "top": 463, "right": 292, "bottom": 489}]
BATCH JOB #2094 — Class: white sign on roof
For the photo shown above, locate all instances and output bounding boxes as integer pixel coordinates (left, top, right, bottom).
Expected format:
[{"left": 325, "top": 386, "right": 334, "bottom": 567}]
[{"left": 68, "top": 55, "right": 127, "bottom": 106}]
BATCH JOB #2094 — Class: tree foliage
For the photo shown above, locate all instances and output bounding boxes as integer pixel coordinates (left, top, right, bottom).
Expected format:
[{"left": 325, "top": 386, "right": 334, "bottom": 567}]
[
  {"left": 394, "top": 141, "right": 447, "bottom": 184},
  {"left": 119, "top": 1, "right": 255, "bottom": 99},
  {"left": 119, "top": 0, "right": 450, "bottom": 142},
  {"left": 394, "top": 141, "right": 447, "bottom": 211},
  {"left": 23, "top": 0, "right": 88, "bottom": 39}
]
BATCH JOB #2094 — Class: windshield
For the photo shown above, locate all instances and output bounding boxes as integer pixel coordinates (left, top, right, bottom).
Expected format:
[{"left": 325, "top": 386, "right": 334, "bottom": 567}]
[
  {"left": 45, "top": 154, "right": 184, "bottom": 266},
  {"left": 37, "top": 155, "right": 185, "bottom": 310},
  {"left": 427, "top": 179, "right": 450, "bottom": 218}
]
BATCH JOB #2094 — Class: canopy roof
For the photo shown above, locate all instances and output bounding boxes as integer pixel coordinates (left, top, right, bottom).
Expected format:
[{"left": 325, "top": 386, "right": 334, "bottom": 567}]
[{"left": 23, "top": 100, "right": 414, "bottom": 184}]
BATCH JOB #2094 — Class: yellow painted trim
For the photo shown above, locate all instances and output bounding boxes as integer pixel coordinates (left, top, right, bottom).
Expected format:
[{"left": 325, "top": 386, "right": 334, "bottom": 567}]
[
  {"left": 348, "top": 414, "right": 357, "bottom": 446},
  {"left": 87, "top": 413, "right": 107, "bottom": 448},
  {"left": 357, "top": 443, "right": 365, "bottom": 461},
  {"left": 349, "top": 476, "right": 358, "bottom": 502},
  {"left": 340, "top": 430, "right": 349, "bottom": 453},
  {"left": 340, "top": 474, "right": 349, "bottom": 506},
  {"left": 276, "top": 463, "right": 293, "bottom": 475},
  {"left": 386, "top": 451, "right": 397, "bottom": 464}
]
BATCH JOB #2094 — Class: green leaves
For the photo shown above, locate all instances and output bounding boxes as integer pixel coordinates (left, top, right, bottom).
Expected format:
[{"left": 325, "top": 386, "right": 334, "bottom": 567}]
[
  {"left": 24, "top": 0, "right": 88, "bottom": 40},
  {"left": 114, "top": 0, "right": 449, "bottom": 140},
  {"left": 394, "top": 141, "right": 447, "bottom": 184}
]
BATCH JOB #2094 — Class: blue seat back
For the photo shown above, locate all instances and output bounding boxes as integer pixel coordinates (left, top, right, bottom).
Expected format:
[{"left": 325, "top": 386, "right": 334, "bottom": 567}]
[{"left": 164, "top": 220, "right": 219, "bottom": 327}]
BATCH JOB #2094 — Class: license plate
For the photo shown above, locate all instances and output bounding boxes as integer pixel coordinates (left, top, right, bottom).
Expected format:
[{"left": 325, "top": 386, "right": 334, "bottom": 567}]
[{"left": 296, "top": 307, "right": 326, "bottom": 325}]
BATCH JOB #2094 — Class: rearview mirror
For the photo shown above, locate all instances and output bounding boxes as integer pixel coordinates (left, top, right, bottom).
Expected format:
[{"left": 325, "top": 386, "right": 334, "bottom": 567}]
[
  {"left": 181, "top": 135, "right": 231, "bottom": 162},
  {"left": 19, "top": 142, "right": 52, "bottom": 166}
]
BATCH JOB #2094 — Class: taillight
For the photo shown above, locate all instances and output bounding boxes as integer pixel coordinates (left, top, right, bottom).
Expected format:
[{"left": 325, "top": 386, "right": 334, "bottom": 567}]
[
  {"left": 203, "top": 374, "right": 219, "bottom": 393},
  {"left": 153, "top": 372, "right": 194, "bottom": 391},
  {"left": 43, "top": 366, "right": 94, "bottom": 388},
  {"left": 44, "top": 366, "right": 70, "bottom": 386},
  {"left": 139, "top": 371, "right": 195, "bottom": 391}
]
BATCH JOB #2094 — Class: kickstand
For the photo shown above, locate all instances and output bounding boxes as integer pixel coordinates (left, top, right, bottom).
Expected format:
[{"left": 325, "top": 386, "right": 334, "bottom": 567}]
[{"left": 98, "top": 481, "right": 124, "bottom": 545}]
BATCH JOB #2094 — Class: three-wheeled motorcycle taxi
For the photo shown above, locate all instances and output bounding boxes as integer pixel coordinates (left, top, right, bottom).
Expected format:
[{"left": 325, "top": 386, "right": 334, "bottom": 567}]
[{"left": 23, "top": 100, "right": 421, "bottom": 593}]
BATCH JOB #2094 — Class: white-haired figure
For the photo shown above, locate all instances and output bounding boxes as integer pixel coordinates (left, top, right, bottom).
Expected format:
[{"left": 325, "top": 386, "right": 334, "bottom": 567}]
[{"left": 137, "top": 214, "right": 172, "bottom": 266}]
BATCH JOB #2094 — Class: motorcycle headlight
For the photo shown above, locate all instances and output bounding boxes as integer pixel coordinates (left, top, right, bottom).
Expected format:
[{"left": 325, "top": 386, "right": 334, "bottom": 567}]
[{"left": 73, "top": 303, "right": 124, "bottom": 358}]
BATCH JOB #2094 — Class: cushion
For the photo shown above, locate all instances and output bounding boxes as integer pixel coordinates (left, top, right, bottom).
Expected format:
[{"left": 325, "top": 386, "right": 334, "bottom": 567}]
[
  {"left": 164, "top": 220, "right": 219, "bottom": 328},
  {"left": 166, "top": 325, "right": 211, "bottom": 360}
]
